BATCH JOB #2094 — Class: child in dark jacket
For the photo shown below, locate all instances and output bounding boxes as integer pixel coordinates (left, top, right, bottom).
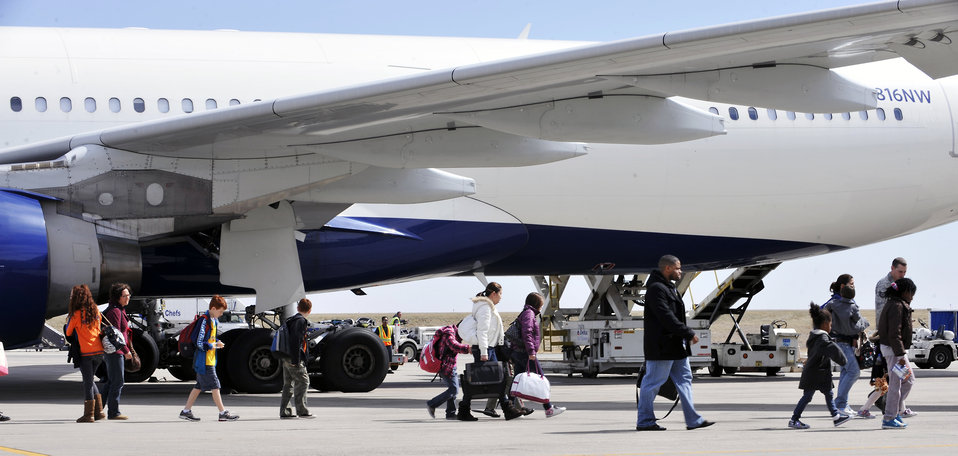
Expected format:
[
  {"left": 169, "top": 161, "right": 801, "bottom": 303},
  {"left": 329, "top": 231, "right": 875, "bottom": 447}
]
[{"left": 788, "top": 302, "right": 851, "bottom": 429}]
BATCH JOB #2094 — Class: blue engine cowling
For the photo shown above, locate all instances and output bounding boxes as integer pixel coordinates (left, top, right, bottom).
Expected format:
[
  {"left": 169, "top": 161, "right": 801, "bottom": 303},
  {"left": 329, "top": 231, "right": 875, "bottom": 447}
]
[{"left": 0, "top": 190, "right": 51, "bottom": 349}]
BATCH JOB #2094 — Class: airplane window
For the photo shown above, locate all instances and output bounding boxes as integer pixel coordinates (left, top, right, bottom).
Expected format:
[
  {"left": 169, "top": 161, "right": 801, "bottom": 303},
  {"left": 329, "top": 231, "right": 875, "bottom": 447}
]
[
  {"left": 876, "top": 108, "right": 886, "bottom": 121},
  {"left": 728, "top": 107, "right": 739, "bottom": 120},
  {"left": 109, "top": 97, "right": 121, "bottom": 113},
  {"left": 841, "top": 112, "right": 851, "bottom": 120},
  {"left": 859, "top": 111, "right": 868, "bottom": 120},
  {"left": 708, "top": 107, "right": 719, "bottom": 115},
  {"left": 229, "top": 99, "right": 240, "bottom": 106},
  {"left": 158, "top": 98, "right": 170, "bottom": 113},
  {"left": 10, "top": 97, "right": 22, "bottom": 112},
  {"left": 786, "top": 111, "right": 796, "bottom": 120},
  {"left": 766, "top": 108, "right": 777, "bottom": 120},
  {"left": 804, "top": 113, "right": 814, "bottom": 120},
  {"left": 133, "top": 98, "right": 146, "bottom": 113},
  {"left": 894, "top": 108, "right": 903, "bottom": 121},
  {"left": 36, "top": 97, "right": 47, "bottom": 112},
  {"left": 748, "top": 107, "right": 758, "bottom": 120},
  {"left": 84, "top": 97, "right": 96, "bottom": 113},
  {"left": 206, "top": 98, "right": 217, "bottom": 110},
  {"left": 60, "top": 97, "right": 72, "bottom": 112},
  {"left": 182, "top": 98, "right": 194, "bottom": 113},
  {"left": 824, "top": 113, "right": 833, "bottom": 120}
]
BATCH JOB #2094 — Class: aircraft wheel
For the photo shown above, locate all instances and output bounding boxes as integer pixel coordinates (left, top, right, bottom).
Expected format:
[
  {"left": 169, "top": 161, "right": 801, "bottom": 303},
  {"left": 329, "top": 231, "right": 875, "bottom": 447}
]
[
  {"left": 226, "top": 328, "right": 283, "bottom": 393},
  {"left": 320, "top": 327, "right": 388, "bottom": 392},
  {"left": 166, "top": 364, "right": 196, "bottom": 381},
  {"left": 124, "top": 329, "right": 159, "bottom": 383}
]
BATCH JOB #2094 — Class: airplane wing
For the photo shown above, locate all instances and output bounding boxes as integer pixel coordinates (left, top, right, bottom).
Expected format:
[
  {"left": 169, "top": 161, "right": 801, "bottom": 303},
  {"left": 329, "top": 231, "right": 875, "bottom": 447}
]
[{"left": 2, "top": 0, "right": 956, "bottom": 169}]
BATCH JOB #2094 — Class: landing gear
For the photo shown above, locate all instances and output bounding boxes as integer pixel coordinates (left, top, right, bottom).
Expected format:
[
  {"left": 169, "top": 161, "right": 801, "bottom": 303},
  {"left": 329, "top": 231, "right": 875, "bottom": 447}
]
[
  {"left": 226, "top": 328, "right": 283, "bottom": 393},
  {"left": 125, "top": 329, "right": 158, "bottom": 383},
  {"left": 318, "top": 327, "right": 388, "bottom": 392}
]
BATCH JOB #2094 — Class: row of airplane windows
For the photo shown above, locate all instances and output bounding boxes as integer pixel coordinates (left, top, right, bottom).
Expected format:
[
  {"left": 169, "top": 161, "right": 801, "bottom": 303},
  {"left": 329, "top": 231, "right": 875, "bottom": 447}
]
[
  {"left": 8, "top": 96, "right": 906, "bottom": 121},
  {"left": 710, "top": 106, "right": 904, "bottom": 121},
  {"left": 7, "top": 96, "right": 256, "bottom": 114}
]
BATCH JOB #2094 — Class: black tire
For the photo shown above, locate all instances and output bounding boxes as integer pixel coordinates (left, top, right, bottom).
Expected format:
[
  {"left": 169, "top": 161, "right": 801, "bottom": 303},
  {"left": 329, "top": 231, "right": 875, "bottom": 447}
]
[
  {"left": 166, "top": 364, "right": 196, "bottom": 382},
  {"left": 125, "top": 330, "right": 159, "bottom": 383},
  {"left": 915, "top": 362, "right": 931, "bottom": 370},
  {"left": 580, "top": 346, "right": 598, "bottom": 378},
  {"left": 708, "top": 350, "right": 722, "bottom": 377},
  {"left": 766, "top": 367, "right": 781, "bottom": 376},
  {"left": 929, "top": 345, "right": 952, "bottom": 369},
  {"left": 400, "top": 342, "right": 418, "bottom": 363},
  {"left": 215, "top": 329, "right": 245, "bottom": 391},
  {"left": 723, "top": 366, "right": 738, "bottom": 375},
  {"left": 226, "top": 328, "right": 283, "bottom": 394},
  {"left": 320, "top": 327, "right": 388, "bottom": 392}
]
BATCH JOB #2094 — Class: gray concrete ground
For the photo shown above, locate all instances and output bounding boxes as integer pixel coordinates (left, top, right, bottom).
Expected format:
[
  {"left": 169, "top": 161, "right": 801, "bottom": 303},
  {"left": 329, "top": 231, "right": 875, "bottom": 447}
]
[{"left": 1, "top": 350, "right": 956, "bottom": 456}]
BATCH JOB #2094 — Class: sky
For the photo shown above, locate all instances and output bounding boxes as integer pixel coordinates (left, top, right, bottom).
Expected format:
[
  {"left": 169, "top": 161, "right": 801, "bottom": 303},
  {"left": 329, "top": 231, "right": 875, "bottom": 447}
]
[{"left": 3, "top": 0, "right": 957, "bottom": 315}]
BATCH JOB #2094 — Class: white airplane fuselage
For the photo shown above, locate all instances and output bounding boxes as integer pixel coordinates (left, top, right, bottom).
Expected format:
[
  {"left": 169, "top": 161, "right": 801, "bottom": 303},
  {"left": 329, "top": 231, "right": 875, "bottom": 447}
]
[{"left": 2, "top": 27, "right": 958, "bottom": 293}]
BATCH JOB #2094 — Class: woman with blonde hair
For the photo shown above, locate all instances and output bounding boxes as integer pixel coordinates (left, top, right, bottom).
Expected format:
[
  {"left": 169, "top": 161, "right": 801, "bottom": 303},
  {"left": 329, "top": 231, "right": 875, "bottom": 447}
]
[{"left": 64, "top": 284, "right": 105, "bottom": 422}]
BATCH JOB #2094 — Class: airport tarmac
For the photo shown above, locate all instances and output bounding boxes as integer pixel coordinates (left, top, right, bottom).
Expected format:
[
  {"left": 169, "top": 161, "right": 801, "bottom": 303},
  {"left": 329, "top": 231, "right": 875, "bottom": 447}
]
[{"left": 1, "top": 350, "right": 956, "bottom": 456}]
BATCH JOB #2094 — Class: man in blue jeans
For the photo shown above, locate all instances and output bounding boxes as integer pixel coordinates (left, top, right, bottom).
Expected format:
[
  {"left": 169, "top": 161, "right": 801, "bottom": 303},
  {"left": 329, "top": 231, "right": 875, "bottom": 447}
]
[{"left": 636, "top": 255, "right": 714, "bottom": 431}]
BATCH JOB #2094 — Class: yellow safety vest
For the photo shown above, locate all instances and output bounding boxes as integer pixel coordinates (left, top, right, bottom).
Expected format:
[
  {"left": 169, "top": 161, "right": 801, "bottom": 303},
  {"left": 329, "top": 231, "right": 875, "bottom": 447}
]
[{"left": 377, "top": 325, "right": 392, "bottom": 346}]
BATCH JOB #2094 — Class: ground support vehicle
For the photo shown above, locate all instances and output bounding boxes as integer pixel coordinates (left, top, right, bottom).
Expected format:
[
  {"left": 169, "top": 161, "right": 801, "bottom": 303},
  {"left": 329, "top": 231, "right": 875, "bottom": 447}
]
[
  {"left": 532, "top": 274, "right": 712, "bottom": 377},
  {"left": 910, "top": 311, "right": 957, "bottom": 369},
  {"left": 690, "top": 264, "right": 800, "bottom": 377},
  {"left": 119, "top": 298, "right": 388, "bottom": 394}
]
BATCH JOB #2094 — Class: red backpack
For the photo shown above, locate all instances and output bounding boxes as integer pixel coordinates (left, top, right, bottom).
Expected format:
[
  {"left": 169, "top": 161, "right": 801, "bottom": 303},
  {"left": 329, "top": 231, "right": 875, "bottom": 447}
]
[
  {"left": 418, "top": 327, "right": 446, "bottom": 373},
  {"left": 177, "top": 314, "right": 206, "bottom": 359}
]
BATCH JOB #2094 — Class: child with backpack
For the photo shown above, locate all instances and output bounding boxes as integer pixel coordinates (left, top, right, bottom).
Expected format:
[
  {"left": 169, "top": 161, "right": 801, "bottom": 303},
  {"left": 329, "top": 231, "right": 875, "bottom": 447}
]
[
  {"left": 788, "top": 302, "right": 850, "bottom": 429},
  {"left": 178, "top": 296, "right": 239, "bottom": 422},
  {"left": 425, "top": 324, "right": 472, "bottom": 420}
]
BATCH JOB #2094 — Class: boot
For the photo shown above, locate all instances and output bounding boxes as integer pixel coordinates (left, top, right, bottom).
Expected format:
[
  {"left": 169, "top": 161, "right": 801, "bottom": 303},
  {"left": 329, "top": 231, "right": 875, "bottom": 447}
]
[
  {"left": 457, "top": 403, "right": 478, "bottom": 421},
  {"left": 77, "top": 400, "right": 95, "bottom": 423},
  {"left": 502, "top": 399, "right": 523, "bottom": 421},
  {"left": 93, "top": 394, "right": 107, "bottom": 420},
  {"left": 514, "top": 397, "right": 534, "bottom": 415}
]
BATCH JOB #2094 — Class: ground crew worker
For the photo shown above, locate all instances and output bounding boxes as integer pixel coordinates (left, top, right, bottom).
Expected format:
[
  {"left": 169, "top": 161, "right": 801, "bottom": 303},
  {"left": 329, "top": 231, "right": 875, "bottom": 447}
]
[{"left": 376, "top": 316, "right": 395, "bottom": 374}]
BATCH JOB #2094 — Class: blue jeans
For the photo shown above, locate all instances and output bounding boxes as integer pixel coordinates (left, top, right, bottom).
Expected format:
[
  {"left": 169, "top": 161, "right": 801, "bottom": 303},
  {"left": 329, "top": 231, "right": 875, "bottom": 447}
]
[
  {"left": 427, "top": 373, "right": 460, "bottom": 417},
  {"left": 103, "top": 352, "right": 125, "bottom": 417},
  {"left": 792, "top": 388, "right": 838, "bottom": 421},
  {"left": 834, "top": 341, "right": 860, "bottom": 410},
  {"left": 636, "top": 358, "right": 704, "bottom": 428},
  {"left": 79, "top": 355, "right": 103, "bottom": 400}
]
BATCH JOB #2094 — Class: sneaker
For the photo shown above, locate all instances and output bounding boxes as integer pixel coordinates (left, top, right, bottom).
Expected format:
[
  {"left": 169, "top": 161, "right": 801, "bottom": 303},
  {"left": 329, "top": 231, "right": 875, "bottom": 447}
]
[
  {"left": 480, "top": 409, "right": 501, "bottom": 418},
  {"left": 894, "top": 415, "right": 908, "bottom": 426},
  {"left": 832, "top": 414, "right": 851, "bottom": 427},
  {"left": 0, "top": 412, "right": 10, "bottom": 422},
  {"left": 787, "top": 419, "right": 809, "bottom": 429},
  {"left": 840, "top": 406, "right": 855, "bottom": 416},
  {"left": 179, "top": 410, "right": 200, "bottom": 422},
  {"left": 901, "top": 408, "right": 918, "bottom": 418},
  {"left": 298, "top": 414, "right": 315, "bottom": 419},
  {"left": 882, "top": 418, "right": 907, "bottom": 429},
  {"left": 545, "top": 406, "right": 566, "bottom": 418},
  {"left": 218, "top": 410, "right": 239, "bottom": 421},
  {"left": 856, "top": 409, "right": 876, "bottom": 419},
  {"left": 427, "top": 404, "right": 436, "bottom": 419},
  {"left": 445, "top": 415, "right": 458, "bottom": 420}
]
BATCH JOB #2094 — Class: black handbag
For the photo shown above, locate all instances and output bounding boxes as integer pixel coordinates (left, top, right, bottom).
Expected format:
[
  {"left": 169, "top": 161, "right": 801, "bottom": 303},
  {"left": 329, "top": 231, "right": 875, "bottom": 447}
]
[{"left": 461, "top": 361, "right": 509, "bottom": 399}]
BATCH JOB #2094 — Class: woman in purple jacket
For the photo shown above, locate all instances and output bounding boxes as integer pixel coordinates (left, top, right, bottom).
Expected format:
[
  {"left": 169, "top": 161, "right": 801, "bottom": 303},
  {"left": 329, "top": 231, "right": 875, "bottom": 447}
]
[
  {"left": 508, "top": 292, "right": 566, "bottom": 418},
  {"left": 102, "top": 282, "right": 135, "bottom": 420}
]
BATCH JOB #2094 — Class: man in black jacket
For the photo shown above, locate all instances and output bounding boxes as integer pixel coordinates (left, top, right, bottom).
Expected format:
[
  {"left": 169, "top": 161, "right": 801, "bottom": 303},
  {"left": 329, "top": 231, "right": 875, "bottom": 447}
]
[
  {"left": 636, "top": 255, "right": 714, "bottom": 431},
  {"left": 280, "top": 298, "right": 314, "bottom": 419}
]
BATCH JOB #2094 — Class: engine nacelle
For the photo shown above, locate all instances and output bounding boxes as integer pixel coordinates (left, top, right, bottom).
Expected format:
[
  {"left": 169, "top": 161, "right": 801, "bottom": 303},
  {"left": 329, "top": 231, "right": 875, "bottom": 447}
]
[{"left": 0, "top": 189, "right": 141, "bottom": 348}]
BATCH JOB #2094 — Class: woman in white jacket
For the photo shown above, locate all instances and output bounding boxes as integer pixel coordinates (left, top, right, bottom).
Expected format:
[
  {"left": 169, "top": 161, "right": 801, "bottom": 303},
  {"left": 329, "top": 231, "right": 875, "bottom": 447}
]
[{"left": 457, "top": 282, "right": 522, "bottom": 421}]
